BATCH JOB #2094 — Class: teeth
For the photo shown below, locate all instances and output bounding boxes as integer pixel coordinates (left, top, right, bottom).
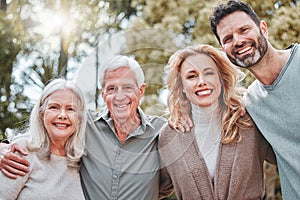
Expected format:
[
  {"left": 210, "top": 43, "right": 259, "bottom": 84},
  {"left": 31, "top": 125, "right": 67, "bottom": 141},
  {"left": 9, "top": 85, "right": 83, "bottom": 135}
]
[
  {"left": 196, "top": 90, "right": 211, "bottom": 95},
  {"left": 116, "top": 104, "right": 127, "bottom": 108},
  {"left": 238, "top": 46, "right": 251, "bottom": 54},
  {"left": 55, "top": 124, "right": 68, "bottom": 127}
]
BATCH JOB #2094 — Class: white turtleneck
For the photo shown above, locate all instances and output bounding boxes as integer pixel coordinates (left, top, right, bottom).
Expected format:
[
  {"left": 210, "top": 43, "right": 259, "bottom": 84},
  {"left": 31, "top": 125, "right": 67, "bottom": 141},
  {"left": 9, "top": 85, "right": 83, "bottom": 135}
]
[{"left": 191, "top": 102, "right": 222, "bottom": 180}]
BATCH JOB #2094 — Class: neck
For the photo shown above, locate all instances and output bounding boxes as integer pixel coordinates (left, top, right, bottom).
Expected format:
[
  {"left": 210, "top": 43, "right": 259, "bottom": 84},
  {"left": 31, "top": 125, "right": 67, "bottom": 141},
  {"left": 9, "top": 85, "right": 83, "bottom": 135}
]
[
  {"left": 113, "top": 114, "right": 141, "bottom": 143},
  {"left": 191, "top": 101, "right": 222, "bottom": 127},
  {"left": 249, "top": 44, "right": 291, "bottom": 85},
  {"left": 50, "top": 144, "right": 66, "bottom": 156}
]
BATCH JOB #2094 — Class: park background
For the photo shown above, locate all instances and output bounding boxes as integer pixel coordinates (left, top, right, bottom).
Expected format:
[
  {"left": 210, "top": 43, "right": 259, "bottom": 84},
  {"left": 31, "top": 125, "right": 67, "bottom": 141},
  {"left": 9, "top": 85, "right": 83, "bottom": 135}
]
[{"left": 0, "top": 0, "right": 299, "bottom": 199}]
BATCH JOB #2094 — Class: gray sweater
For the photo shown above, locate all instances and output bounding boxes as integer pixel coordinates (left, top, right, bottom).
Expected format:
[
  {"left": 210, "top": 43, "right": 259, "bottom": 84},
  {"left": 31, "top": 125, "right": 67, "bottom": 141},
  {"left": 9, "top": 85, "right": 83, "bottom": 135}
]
[{"left": 0, "top": 140, "right": 85, "bottom": 200}]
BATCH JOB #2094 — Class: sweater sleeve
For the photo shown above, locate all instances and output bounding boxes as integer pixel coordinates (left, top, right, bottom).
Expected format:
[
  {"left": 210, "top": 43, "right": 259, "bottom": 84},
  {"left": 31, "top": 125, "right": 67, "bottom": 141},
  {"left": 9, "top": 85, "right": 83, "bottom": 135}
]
[
  {"left": 0, "top": 160, "right": 30, "bottom": 200},
  {"left": 265, "top": 144, "right": 277, "bottom": 165},
  {"left": 158, "top": 124, "right": 175, "bottom": 199},
  {"left": 0, "top": 137, "right": 31, "bottom": 200}
]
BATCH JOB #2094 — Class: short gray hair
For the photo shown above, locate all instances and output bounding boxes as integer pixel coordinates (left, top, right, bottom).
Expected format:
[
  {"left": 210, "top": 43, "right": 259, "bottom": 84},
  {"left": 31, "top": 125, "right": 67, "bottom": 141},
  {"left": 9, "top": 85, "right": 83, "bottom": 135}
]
[{"left": 98, "top": 55, "right": 145, "bottom": 89}]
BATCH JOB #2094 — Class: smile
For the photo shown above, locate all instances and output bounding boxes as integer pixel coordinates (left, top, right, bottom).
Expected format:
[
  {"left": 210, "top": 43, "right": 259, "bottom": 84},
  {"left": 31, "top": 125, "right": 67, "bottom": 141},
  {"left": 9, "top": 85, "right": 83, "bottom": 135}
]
[
  {"left": 53, "top": 123, "right": 70, "bottom": 128},
  {"left": 236, "top": 45, "right": 252, "bottom": 55},
  {"left": 196, "top": 89, "right": 212, "bottom": 96},
  {"left": 115, "top": 102, "right": 130, "bottom": 108}
]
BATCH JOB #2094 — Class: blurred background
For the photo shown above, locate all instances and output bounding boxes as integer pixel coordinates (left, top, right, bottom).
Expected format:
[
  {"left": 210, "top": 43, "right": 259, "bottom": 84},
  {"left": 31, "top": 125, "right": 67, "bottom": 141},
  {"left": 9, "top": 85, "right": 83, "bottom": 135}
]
[{"left": 0, "top": 0, "right": 299, "bottom": 199}]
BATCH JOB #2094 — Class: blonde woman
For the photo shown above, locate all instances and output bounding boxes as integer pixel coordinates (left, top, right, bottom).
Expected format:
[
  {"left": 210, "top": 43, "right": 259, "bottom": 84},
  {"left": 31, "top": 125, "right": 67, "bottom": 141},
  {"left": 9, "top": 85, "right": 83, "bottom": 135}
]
[{"left": 159, "top": 44, "right": 276, "bottom": 199}]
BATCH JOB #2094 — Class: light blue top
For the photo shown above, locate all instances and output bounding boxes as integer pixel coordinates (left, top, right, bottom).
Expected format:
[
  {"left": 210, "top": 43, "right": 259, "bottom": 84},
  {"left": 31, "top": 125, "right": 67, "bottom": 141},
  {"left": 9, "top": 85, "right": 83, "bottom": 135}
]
[
  {"left": 245, "top": 44, "right": 300, "bottom": 200},
  {"left": 80, "top": 107, "right": 167, "bottom": 200}
]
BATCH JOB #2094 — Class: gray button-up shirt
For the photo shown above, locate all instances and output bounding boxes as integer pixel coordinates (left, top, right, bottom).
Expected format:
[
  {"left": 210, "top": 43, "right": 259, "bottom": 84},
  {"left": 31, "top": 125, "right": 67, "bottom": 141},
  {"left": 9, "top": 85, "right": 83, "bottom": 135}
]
[{"left": 80, "top": 107, "right": 167, "bottom": 200}]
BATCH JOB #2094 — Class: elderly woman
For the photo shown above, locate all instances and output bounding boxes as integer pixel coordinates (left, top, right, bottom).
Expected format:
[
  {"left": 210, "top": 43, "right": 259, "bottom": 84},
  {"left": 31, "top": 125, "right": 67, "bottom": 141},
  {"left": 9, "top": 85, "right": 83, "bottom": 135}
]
[
  {"left": 159, "top": 44, "right": 276, "bottom": 199},
  {"left": 0, "top": 78, "right": 87, "bottom": 200}
]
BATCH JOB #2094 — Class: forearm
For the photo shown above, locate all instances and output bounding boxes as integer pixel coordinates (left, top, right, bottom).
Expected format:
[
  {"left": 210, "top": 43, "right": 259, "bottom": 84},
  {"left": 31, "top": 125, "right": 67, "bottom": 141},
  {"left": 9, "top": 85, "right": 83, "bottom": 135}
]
[
  {"left": 0, "top": 169, "right": 28, "bottom": 199},
  {"left": 158, "top": 167, "right": 174, "bottom": 199}
]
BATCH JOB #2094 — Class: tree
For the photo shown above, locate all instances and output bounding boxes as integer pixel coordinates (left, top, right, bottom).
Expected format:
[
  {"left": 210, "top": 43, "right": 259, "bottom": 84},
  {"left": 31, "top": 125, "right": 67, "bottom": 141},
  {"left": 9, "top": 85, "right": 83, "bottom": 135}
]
[
  {"left": 0, "top": 0, "right": 143, "bottom": 139},
  {"left": 0, "top": 1, "right": 26, "bottom": 140}
]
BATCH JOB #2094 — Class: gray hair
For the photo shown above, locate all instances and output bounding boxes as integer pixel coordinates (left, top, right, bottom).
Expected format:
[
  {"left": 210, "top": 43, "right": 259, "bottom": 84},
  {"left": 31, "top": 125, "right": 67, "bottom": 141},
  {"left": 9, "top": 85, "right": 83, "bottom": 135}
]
[
  {"left": 27, "top": 77, "right": 87, "bottom": 168},
  {"left": 98, "top": 55, "right": 145, "bottom": 89}
]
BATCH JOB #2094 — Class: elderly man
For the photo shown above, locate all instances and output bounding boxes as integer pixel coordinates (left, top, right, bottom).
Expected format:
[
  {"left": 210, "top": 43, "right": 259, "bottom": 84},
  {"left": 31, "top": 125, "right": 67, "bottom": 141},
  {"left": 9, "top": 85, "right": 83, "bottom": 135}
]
[{"left": 0, "top": 55, "right": 173, "bottom": 200}]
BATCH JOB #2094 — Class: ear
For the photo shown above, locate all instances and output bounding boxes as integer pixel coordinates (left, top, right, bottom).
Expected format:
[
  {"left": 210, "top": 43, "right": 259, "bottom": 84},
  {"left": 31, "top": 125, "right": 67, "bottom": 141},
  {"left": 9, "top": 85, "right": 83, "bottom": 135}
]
[
  {"left": 138, "top": 83, "right": 146, "bottom": 99},
  {"left": 260, "top": 20, "right": 268, "bottom": 39},
  {"left": 100, "top": 89, "right": 106, "bottom": 102},
  {"left": 40, "top": 112, "right": 44, "bottom": 120}
]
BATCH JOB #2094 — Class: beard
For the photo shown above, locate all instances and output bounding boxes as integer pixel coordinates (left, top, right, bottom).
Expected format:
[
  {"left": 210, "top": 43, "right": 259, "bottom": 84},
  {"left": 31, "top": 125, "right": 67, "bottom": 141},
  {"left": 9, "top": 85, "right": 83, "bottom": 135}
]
[{"left": 227, "top": 32, "right": 268, "bottom": 68}]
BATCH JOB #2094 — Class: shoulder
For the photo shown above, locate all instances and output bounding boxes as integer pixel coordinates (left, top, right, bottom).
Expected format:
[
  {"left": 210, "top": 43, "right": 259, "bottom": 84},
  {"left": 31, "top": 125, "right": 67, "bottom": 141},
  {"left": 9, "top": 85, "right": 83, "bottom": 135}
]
[
  {"left": 87, "top": 109, "right": 101, "bottom": 120},
  {"left": 239, "top": 114, "right": 268, "bottom": 145},
  {"left": 244, "top": 80, "right": 262, "bottom": 106},
  {"left": 146, "top": 115, "right": 167, "bottom": 125},
  {"left": 12, "top": 135, "right": 30, "bottom": 149},
  {"left": 158, "top": 123, "right": 177, "bottom": 147},
  {"left": 247, "top": 80, "right": 260, "bottom": 94}
]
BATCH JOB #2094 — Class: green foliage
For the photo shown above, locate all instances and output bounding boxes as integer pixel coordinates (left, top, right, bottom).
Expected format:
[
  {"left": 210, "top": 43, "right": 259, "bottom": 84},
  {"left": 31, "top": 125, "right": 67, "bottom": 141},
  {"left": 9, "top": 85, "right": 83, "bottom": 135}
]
[
  {"left": 0, "top": 0, "right": 142, "bottom": 140},
  {"left": 0, "top": 8, "right": 26, "bottom": 140},
  {"left": 268, "top": 2, "right": 300, "bottom": 49},
  {"left": 0, "top": 0, "right": 297, "bottom": 198}
]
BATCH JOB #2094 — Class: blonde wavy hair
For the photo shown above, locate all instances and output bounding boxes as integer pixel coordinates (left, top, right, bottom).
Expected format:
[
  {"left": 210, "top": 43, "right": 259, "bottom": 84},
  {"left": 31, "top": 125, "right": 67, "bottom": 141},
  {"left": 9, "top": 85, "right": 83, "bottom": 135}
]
[{"left": 165, "top": 44, "right": 251, "bottom": 144}]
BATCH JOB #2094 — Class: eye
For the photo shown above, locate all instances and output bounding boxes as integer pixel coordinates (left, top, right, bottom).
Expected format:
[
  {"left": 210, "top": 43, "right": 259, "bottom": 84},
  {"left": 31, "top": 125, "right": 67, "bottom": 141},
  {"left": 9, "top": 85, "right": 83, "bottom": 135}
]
[
  {"left": 67, "top": 107, "right": 76, "bottom": 112},
  {"left": 105, "top": 86, "right": 116, "bottom": 93},
  {"left": 48, "top": 105, "right": 58, "bottom": 110},
  {"left": 186, "top": 73, "right": 197, "bottom": 80},
  {"left": 205, "top": 71, "right": 214, "bottom": 76},
  {"left": 123, "top": 85, "right": 135, "bottom": 92},
  {"left": 241, "top": 27, "right": 249, "bottom": 33},
  {"left": 223, "top": 36, "right": 232, "bottom": 44}
]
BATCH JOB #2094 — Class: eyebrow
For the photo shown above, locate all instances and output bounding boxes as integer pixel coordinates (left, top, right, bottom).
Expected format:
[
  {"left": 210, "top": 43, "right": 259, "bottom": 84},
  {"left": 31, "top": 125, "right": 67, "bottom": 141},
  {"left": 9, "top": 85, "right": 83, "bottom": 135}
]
[{"left": 185, "top": 66, "right": 214, "bottom": 73}]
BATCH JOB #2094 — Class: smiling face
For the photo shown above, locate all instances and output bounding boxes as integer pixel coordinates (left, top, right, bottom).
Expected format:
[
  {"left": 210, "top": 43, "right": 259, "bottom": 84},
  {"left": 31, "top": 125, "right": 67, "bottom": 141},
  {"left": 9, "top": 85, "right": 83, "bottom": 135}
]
[
  {"left": 217, "top": 11, "right": 268, "bottom": 68},
  {"left": 180, "top": 54, "right": 222, "bottom": 107},
  {"left": 102, "top": 66, "right": 145, "bottom": 121},
  {"left": 42, "top": 88, "right": 81, "bottom": 148}
]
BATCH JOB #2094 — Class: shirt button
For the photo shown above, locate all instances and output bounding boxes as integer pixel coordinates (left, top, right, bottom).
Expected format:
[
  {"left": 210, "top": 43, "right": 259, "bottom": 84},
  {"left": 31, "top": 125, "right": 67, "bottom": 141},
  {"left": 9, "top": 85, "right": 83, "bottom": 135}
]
[{"left": 113, "top": 175, "right": 118, "bottom": 179}]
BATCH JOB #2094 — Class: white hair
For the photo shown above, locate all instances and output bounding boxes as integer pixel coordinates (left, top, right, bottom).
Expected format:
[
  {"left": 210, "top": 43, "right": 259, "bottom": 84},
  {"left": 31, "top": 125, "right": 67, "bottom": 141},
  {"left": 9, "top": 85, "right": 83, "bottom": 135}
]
[
  {"left": 98, "top": 55, "right": 145, "bottom": 89},
  {"left": 25, "top": 77, "right": 87, "bottom": 168}
]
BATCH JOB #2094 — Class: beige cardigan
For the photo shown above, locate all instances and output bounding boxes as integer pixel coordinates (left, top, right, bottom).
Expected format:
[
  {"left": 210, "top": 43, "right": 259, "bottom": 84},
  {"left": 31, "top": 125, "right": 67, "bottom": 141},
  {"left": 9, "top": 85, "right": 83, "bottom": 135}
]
[{"left": 158, "top": 117, "right": 276, "bottom": 200}]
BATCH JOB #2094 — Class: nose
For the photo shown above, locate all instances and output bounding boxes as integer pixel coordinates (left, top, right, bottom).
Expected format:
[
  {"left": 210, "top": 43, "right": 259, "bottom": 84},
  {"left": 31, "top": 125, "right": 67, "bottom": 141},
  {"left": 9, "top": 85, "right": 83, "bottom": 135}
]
[
  {"left": 233, "top": 33, "right": 244, "bottom": 46},
  {"left": 58, "top": 109, "right": 67, "bottom": 120},
  {"left": 115, "top": 87, "right": 126, "bottom": 100},
  {"left": 197, "top": 75, "right": 206, "bottom": 86}
]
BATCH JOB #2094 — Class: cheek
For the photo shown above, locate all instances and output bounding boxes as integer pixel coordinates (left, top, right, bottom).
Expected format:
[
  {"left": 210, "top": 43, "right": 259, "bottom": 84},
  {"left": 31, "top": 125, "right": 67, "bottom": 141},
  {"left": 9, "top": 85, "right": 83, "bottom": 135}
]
[
  {"left": 103, "top": 94, "right": 113, "bottom": 104},
  {"left": 222, "top": 44, "right": 231, "bottom": 53},
  {"left": 181, "top": 79, "right": 189, "bottom": 93},
  {"left": 72, "top": 113, "right": 81, "bottom": 123},
  {"left": 42, "top": 113, "right": 52, "bottom": 131},
  {"left": 42, "top": 112, "right": 51, "bottom": 124},
  {"left": 214, "top": 81, "right": 222, "bottom": 96},
  {"left": 182, "top": 81, "right": 194, "bottom": 94}
]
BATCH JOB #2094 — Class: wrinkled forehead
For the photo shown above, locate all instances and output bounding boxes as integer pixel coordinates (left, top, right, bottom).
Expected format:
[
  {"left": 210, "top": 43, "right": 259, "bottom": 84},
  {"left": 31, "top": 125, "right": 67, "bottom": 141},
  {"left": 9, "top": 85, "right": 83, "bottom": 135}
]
[{"left": 103, "top": 66, "right": 138, "bottom": 86}]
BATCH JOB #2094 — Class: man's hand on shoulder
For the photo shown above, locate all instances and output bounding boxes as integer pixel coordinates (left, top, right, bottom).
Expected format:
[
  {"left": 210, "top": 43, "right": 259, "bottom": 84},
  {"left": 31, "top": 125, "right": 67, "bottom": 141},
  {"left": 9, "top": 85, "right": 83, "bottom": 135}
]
[
  {"left": 168, "top": 113, "right": 193, "bottom": 133},
  {"left": 0, "top": 142, "right": 30, "bottom": 179}
]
